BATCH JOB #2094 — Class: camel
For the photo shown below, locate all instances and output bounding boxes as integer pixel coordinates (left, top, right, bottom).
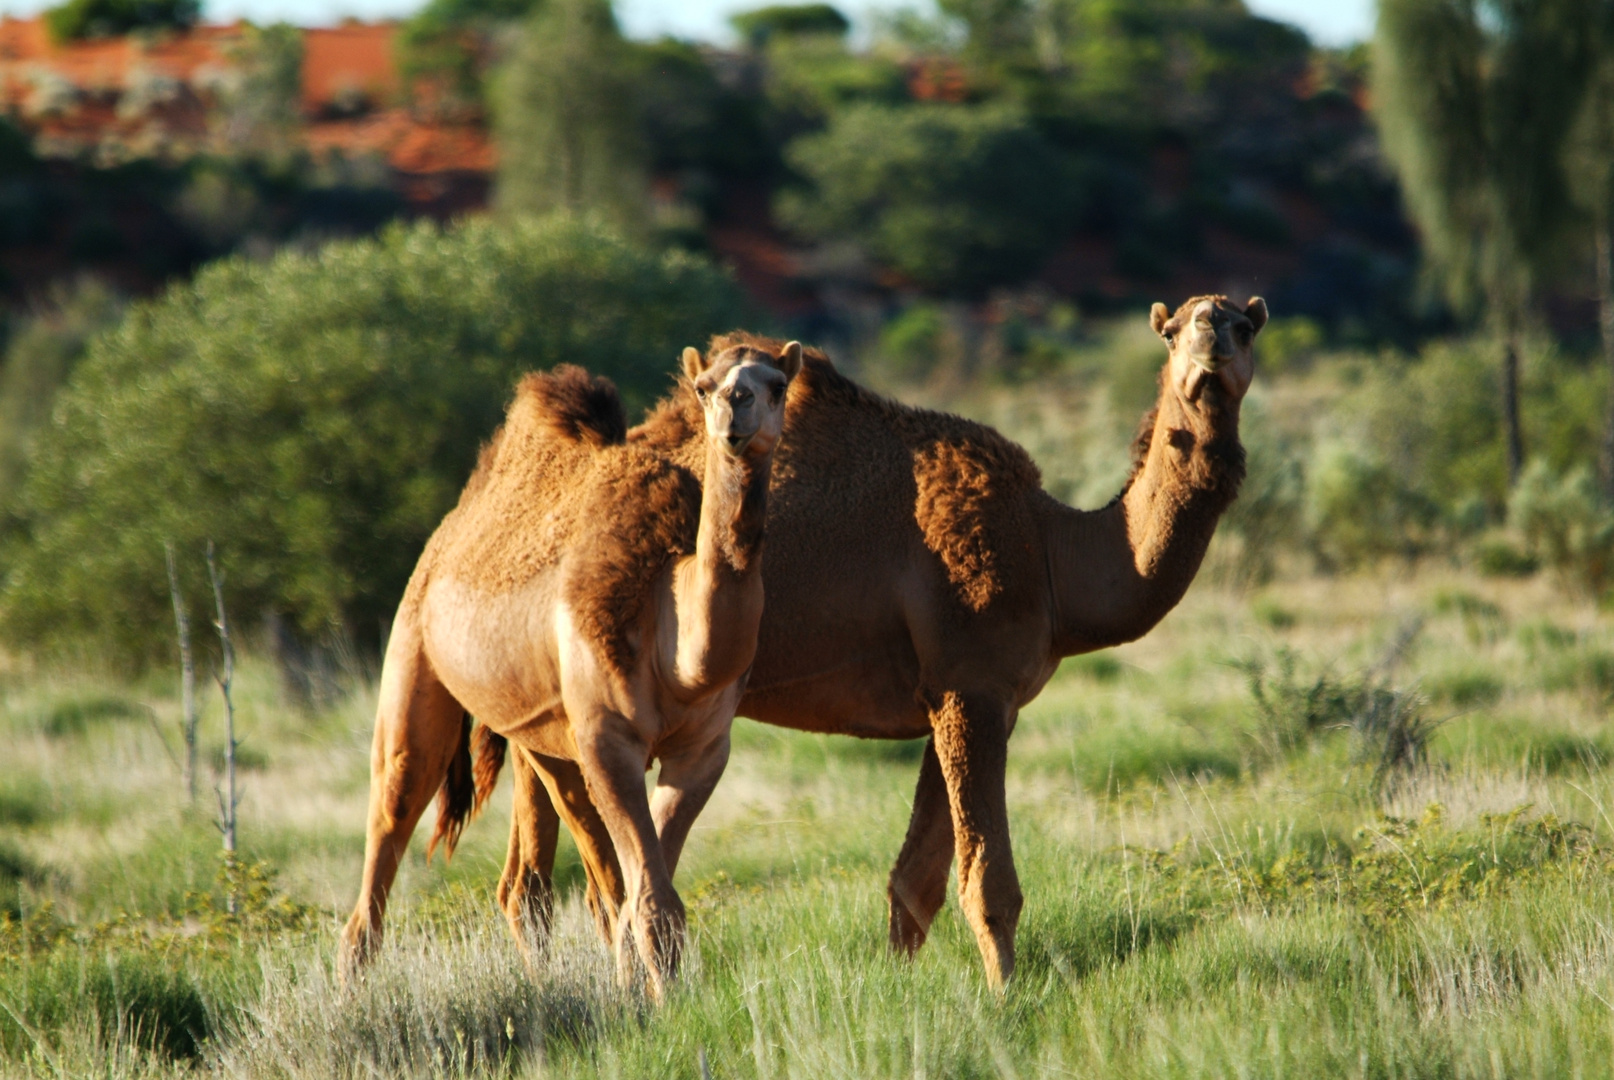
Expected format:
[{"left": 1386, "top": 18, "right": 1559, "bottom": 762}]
[
  {"left": 475, "top": 295, "right": 1266, "bottom": 990},
  {"left": 337, "top": 338, "right": 803, "bottom": 998}
]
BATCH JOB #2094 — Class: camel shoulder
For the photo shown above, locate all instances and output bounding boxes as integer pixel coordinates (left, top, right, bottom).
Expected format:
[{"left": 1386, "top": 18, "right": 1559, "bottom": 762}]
[{"left": 562, "top": 443, "right": 702, "bottom": 673}]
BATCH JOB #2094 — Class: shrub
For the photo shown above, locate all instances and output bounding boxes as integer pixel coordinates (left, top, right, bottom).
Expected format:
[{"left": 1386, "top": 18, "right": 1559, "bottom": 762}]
[
  {"left": 1306, "top": 444, "right": 1438, "bottom": 569},
  {"left": 1216, "top": 406, "right": 1305, "bottom": 585},
  {"left": 776, "top": 103, "right": 1079, "bottom": 296},
  {"left": 0, "top": 216, "right": 750, "bottom": 663},
  {"left": 1508, "top": 460, "right": 1614, "bottom": 599}
]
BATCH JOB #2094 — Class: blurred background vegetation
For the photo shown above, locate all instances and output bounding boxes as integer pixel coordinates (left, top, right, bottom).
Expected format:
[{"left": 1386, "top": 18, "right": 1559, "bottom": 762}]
[{"left": 0, "top": 0, "right": 1612, "bottom": 667}]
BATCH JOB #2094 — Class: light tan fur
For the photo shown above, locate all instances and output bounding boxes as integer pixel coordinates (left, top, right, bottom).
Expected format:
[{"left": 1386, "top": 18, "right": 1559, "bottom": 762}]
[
  {"left": 338, "top": 344, "right": 802, "bottom": 999},
  {"left": 488, "top": 299, "right": 1266, "bottom": 991}
]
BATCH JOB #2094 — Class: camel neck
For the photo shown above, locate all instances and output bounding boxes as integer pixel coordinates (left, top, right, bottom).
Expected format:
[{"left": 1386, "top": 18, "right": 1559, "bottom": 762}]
[
  {"left": 698, "top": 445, "right": 771, "bottom": 575},
  {"left": 1042, "top": 377, "right": 1244, "bottom": 655},
  {"left": 667, "top": 445, "right": 773, "bottom": 696}
]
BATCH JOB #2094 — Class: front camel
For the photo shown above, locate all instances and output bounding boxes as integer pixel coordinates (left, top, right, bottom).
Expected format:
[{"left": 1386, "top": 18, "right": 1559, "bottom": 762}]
[
  {"left": 485, "top": 297, "right": 1266, "bottom": 991},
  {"left": 338, "top": 338, "right": 802, "bottom": 998}
]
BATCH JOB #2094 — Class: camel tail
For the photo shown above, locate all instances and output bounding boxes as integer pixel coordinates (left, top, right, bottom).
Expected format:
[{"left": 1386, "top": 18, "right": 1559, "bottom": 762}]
[
  {"left": 427, "top": 712, "right": 476, "bottom": 862},
  {"left": 471, "top": 721, "right": 507, "bottom": 813}
]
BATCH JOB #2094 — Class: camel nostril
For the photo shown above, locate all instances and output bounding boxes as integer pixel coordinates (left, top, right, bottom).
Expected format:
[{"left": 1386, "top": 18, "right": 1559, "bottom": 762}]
[{"left": 727, "top": 433, "right": 749, "bottom": 452}]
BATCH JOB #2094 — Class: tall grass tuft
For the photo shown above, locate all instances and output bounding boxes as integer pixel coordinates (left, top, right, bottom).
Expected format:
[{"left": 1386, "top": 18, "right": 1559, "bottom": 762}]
[{"left": 214, "top": 901, "right": 622, "bottom": 1079}]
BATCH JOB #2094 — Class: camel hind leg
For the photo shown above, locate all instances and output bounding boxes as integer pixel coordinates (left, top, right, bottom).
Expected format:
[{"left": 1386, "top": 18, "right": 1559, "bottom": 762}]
[
  {"left": 888, "top": 737, "right": 955, "bottom": 955},
  {"left": 339, "top": 620, "right": 467, "bottom": 981},
  {"left": 497, "top": 747, "right": 560, "bottom": 962},
  {"left": 525, "top": 748, "right": 626, "bottom": 945}
]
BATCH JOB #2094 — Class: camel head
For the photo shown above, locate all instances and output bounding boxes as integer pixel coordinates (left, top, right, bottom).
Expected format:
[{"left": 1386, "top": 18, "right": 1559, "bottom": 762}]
[
  {"left": 682, "top": 339, "right": 802, "bottom": 459},
  {"left": 1150, "top": 295, "right": 1268, "bottom": 405}
]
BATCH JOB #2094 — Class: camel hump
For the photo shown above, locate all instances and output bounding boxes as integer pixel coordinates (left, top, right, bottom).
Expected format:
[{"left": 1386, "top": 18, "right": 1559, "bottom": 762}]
[{"left": 516, "top": 365, "right": 627, "bottom": 449}]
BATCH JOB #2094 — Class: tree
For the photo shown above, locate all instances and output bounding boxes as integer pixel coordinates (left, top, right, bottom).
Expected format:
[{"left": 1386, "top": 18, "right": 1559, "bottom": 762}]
[
  {"left": 492, "top": 0, "right": 649, "bottom": 234},
  {"left": 777, "top": 103, "right": 1078, "bottom": 296},
  {"left": 1563, "top": 8, "right": 1614, "bottom": 495},
  {"left": 731, "top": 4, "right": 850, "bottom": 48},
  {"left": 1374, "top": 0, "right": 1597, "bottom": 485},
  {"left": 44, "top": 0, "right": 197, "bottom": 42},
  {"left": 219, "top": 23, "right": 304, "bottom": 158},
  {"left": 396, "top": 0, "right": 539, "bottom": 116},
  {"left": 0, "top": 217, "right": 750, "bottom": 665}
]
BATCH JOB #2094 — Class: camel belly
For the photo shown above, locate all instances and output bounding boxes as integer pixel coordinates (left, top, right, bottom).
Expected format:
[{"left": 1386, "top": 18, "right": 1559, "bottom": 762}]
[{"left": 420, "top": 576, "right": 564, "bottom": 732}]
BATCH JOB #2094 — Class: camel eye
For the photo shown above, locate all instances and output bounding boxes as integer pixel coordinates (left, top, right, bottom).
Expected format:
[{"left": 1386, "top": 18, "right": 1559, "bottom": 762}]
[{"left": 695, "top": 386, "right": 708, "bottom": 401}]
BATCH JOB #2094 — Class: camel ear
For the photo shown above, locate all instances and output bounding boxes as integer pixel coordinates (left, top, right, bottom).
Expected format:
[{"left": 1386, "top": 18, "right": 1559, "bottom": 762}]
[
  {"left": 1245, "top": 297, "right": 1268, "bottom": 335},
  {"left": 681, "top": 346, "right": 706, "bottom": 382},
  {"left": 776, "top": 340, "right": 803, "bottom": 381},
  {"left": 1150, "top": 302, "right": 1171, "bottom": 340}
]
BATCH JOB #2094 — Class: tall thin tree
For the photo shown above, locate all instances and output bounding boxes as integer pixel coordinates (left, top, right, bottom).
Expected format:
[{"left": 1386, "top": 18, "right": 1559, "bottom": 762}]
[
  {"left": 207, "top": 541, "right": 240, "bottom": 913},
  {"left": 1374, "top": 0, "right": 1596, "bottom": 486},
  {"left": 164, "top": 542, "right": 198, "bottom": 803},
  {"left": 1564, "top": 8, "right": 1614, "bottom": 495},
  {"left": 492, "top": 0, "right": 648, "bottom": 234}
]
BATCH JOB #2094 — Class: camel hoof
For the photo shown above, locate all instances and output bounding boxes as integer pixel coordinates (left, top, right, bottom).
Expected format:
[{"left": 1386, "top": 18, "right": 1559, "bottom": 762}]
[
  {"left": 336, "top": 922, "right": 377, "bottom": 989},
  {"left": 889, "top": 902, "right": 928, "bottom": 957}
]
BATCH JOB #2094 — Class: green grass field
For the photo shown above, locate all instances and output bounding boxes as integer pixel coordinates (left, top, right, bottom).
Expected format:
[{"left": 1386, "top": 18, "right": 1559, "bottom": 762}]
[{"left": 5, "top": 561, "right": 1614, "bottom": 1078}]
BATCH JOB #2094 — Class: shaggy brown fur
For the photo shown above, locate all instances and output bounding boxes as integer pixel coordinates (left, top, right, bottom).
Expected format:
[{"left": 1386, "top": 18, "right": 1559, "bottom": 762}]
[
  {"left": 420, "top": 365, "right": 702, "bottom": 668},
  {"left": 494, "top": 299, "right": 1264, "bottom": 991},
  {"left": 341, "top": 341, "right": 801, "bottom": 999},
  {"left": 634, "top": 333, "right": 1045, "bottom": 617}
]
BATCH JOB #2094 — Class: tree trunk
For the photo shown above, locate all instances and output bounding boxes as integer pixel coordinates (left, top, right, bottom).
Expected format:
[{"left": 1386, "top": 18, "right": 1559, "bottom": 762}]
[
  {"left": 1502, "top": 330, "right": 1524, "bottom": 487},
  {"left": 1599, "top": 221, "right": 1614, "bottom": 498}
]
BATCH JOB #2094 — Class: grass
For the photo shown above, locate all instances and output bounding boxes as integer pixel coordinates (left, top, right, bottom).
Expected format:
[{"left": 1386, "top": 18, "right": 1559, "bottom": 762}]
[{"left": 8, "top": 560, "right": 1614, "bottom": 1075}]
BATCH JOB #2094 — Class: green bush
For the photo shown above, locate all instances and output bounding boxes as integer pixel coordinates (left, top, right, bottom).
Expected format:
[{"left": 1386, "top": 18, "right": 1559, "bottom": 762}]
[
  {"left": 0, "top": 216, "right": 749, "bottom": 663},
  {"left": 1306, "top": 445, "right": 1438, "bottom": 569},
  {"left": 0, "top": 277, "right": 123, "bottom": 510},
  {"left": 1508, "top": 460, "right": 1614, "bottom": 599},
  {"left": 777, "top": 103, "right": 1079, "bottom": 296}
]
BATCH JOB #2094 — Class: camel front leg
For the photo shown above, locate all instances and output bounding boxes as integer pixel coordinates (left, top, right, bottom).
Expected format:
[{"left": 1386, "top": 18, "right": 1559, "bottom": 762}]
[
  {"left": 573, "top": 717, "right": 685, "bottom": 1000},
  {"left": 525, "top": 748, "right": 626, "bottom": 946},
  {"left": 340, "top": 628, "right": 466, "bottom": 982},
  {"left": 888, "top": 737, "right": 954, "bottom": 955},
  {"left": 929, "top": 690, "right": 1022, "bottom": 991},
  {"left": 650, "top": 730, "right": 732, "bottom": 879},
  {"left": 497, "top": 746, "right": 560, "bottom": 963}
]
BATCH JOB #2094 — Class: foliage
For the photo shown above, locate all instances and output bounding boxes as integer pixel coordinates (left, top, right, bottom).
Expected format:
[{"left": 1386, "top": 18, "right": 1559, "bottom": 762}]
[
  {"left": 631, "top": 39, "right": 775, "bottom": 182},
  {"left": 1028, "top": 0, "right": 1311, "bottom": 127},
  {"left": 217, "top": 23, "right": 304, "bottom": 159},
  {"left": 42, "top": 0, "right": 197, "bottom": 42},
  {"left": 0, "top": 278, "right": 124, "bottom": 512},
  {"left": 1305, "top": 444, "right": 1439, "bottom": 569},
  {"left": 731, "top": 3, "right": 850, "bottom": 47},
  {"left": 1509, "top": 460, "right": 1614, "bottom": 599},
  {"left": 778, "top": 103, "right": 1077, "bottom": 295},
  {"left": 0, "top": 216, "right": 749, "bottom": 663},
  {"left": 1373, "top": 0, "right": 1596, "bottom": 318},
  {"left": 1212, "top": 405, "right": 1305, "bottom": 586},
  {"left": 1238, "top": 647, "right": 1438, "bottom": 789},
  {"left": 1148, "top": 803, "right": 1605, "bottom": 925},
  {"left": 492, "top": 0, "right": 649, "bottom": 234},
  {"left": 395, "top": 0, "right": 538, "bottom": 113}
]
